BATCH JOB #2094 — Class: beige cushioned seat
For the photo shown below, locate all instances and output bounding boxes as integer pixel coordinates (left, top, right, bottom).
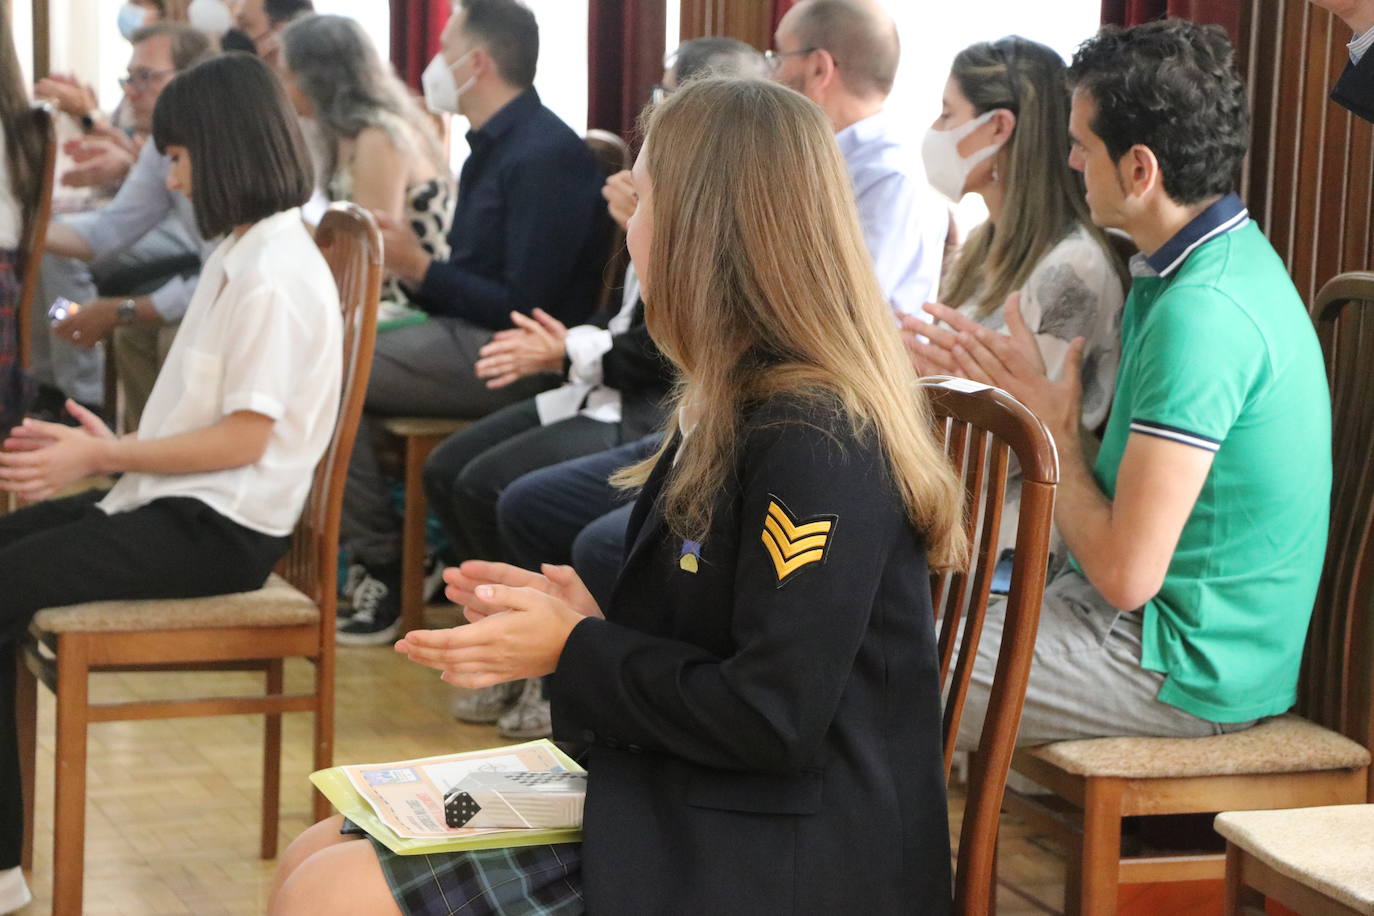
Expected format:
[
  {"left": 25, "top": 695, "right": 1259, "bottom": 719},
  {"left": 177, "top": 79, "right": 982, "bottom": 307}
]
[
  {"left": 1025, "top": 715, "right": 1371, "bottom": 778},
  {"left": 31, "top": 573, "right": 318, "bottom": 632},
  {"left": 381, "top": 416, "right": 470, "bottom": 438},
  {"left": 1215, "top": 804, "right": 1374, "bottom": 914}
]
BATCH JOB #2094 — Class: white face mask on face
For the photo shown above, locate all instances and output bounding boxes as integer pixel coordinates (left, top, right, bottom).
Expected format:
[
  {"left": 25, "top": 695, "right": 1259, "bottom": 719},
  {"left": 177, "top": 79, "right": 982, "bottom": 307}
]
[
  {"left": 117, "top": 2, "right": 147, "bottom": 41},
  {"left": 187, "top": 0, "right": 232, "bottom": 36},
  {"left": 920, "top": 109, "right": 1005, "bottom": 203},
  {"left": 421, "top": 51, "right": 475, "bottom": 115}
]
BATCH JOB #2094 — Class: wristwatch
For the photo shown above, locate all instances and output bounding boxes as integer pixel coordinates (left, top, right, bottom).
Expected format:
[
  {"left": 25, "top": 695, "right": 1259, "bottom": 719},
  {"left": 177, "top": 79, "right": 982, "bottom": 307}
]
[{"left": 116, "top": 298, "right": 138, "bottom": 326}]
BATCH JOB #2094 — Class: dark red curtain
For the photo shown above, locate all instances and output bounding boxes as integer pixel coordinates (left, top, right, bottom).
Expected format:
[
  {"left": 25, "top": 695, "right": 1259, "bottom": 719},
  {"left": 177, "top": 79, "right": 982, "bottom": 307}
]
[
  {"left": 1101, "top": 0, "right": 1244, "bottom": 44},
  {"left": 587, "top": 0, "right": 666, "bottom": 139},
  {"left": 771, "top": 0, "right": 796, "bottom": 35},
  {"left": 391, "top": 0, "right": 451, "bottom": 91}
]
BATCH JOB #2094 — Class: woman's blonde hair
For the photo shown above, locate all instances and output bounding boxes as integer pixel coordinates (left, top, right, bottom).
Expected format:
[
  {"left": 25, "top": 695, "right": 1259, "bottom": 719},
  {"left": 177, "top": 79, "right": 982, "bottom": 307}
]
[
  {"left": 942, "top": 37, "right": 1125, "bottom": 316},
  {"left": 615, "top": 77, "right": 966, "bottom": 570}
]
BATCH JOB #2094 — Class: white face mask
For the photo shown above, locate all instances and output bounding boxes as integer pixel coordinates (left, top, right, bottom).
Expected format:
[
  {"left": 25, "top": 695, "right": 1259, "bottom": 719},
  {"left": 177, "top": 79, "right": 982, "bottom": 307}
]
[
  {"left": 920, "top": 109, "right": 1005, "bottom": 203},
  {"left": 187, "top": 0, "right": 232, "bottom": 37},
  {"left": 117, "top": 2, "right": 147, "bottom": 41},
  {"left": 421, "top": 51, "right": 476, "bottom": 115}
]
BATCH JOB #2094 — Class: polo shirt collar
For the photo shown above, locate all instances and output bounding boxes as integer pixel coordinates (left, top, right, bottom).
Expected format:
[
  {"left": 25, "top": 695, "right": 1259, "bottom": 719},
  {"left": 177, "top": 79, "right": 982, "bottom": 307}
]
[
  {"left": 1144, "top": 192, "right": 1250, "bottom": 278},
  {"left": 221, "top": 207, "right": 304, "bottom": 281},
  {"left": 465, "top": 88, "right": 542, "bottom": 150}
]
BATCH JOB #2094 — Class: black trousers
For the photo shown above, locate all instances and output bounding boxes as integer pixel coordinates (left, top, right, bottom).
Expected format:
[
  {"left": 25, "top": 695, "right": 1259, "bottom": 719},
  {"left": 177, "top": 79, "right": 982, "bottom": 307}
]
[
  {"left": 0, "top": 490, "right": 287, "bottom": 870},
  {"left": 421, "top": 398, "right": 622, "bottom": 567}
]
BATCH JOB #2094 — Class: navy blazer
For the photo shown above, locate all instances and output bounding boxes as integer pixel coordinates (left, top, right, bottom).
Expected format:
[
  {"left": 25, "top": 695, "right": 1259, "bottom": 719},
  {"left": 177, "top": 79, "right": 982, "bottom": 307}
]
[
  {"left": 548, "top": 396, "right": 953, "bottom": 914},
  {"left": 1332, "top": 51, "right": 1374, "bottom": 123}
]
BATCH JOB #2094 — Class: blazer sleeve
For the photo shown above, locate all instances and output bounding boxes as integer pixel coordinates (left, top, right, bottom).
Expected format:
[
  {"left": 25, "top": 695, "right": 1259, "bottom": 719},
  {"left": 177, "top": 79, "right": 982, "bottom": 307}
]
[
  {"left": 600, "top": 302, "right": 673, "bottom": 395},
  {"left": 1332, "top": 54, "right": 1374, "bottom": 123},
  {"left": 548, "top": 415, "right": 908, "bottom": 775}
]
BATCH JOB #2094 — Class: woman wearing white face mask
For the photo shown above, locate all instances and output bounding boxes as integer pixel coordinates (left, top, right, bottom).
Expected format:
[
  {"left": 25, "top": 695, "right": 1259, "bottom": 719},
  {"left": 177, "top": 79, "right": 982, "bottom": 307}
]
[{"left": 907, "top": 36, "right": 1127, "bottom": 565}]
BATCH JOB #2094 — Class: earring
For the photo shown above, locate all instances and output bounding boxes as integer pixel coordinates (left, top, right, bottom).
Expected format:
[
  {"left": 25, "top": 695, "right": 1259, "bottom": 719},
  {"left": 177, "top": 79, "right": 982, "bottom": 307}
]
[{"left": 991, "top": 162, "right": 1000, "bottom": 183}]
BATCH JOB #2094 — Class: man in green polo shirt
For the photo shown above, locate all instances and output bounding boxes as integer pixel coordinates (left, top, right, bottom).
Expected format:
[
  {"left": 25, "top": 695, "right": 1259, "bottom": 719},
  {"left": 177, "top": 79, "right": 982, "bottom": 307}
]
[{"left": 913, "top": 18, "right": 1332, "bottom": 744}]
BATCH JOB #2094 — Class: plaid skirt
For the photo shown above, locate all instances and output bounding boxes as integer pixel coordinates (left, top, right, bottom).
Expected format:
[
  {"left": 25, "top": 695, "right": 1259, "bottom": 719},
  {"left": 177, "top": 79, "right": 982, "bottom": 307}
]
[{"left": 341, "top": 820, "right": 584, "bottom": 916}]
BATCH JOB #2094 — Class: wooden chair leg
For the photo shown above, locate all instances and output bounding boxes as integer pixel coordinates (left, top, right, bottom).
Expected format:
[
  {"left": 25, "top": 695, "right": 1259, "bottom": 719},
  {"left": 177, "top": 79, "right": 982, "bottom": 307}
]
[
  {"left": 1224, "top": 843, "right": 1265, "bottom": 915},
  {"left": 311, "top": 651, "right": 335, "bottom": 823},
  {"left": 261, "top": 660, "right": 284, "bottom": 860},
  {"left": 399, "top": 437, "right": 429, "bottom": 636},
  {"left": 51, "top": 636, "right": 90, "bottom": 916},
  {"left": 15, "top": 648, "right": 36, "bottom": 872},
  {"left": 1069, "top": 777, "right": 1123, "bottom": 916}
]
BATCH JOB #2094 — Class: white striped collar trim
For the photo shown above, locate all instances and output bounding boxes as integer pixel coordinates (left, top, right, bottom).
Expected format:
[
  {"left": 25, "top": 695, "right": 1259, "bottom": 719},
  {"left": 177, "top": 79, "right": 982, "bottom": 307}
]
[{"left": 1154, "top": 208, "right": 1251, "bottom": 278}]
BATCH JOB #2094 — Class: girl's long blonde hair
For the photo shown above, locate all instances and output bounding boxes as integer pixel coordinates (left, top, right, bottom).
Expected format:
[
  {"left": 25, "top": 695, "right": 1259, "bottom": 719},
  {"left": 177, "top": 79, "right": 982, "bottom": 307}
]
[{"left": 615, "top": 77, "right": 966, "bottom": 570}]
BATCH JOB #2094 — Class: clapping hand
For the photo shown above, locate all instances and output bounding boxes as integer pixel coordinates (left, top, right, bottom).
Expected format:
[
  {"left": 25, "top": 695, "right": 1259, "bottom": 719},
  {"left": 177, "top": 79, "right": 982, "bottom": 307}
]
[
  {"left": 0, "top": 400, "right": 114, "bottom": 501},
  {"left": 909, "top": 293, "right": 1085, "bottom": 440},
  {"left": 474, "top": 309, "right": 568, "bottom": 388},
  {"left": 602, "top": 170, "right": 637, "bottom": 230},
  {"left": 395, "top": 560, "right": 603, "bottom": 689},
  {"left": 61, "top": 136, "right": 136, "bottom": 188},
  {"left": 34, "top": 73, "right": 98, "bottom": 119}
]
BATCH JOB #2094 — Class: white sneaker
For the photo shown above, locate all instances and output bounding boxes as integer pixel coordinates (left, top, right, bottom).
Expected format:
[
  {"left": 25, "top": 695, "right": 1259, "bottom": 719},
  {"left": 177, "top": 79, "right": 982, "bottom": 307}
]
[
  {"left": 0, "top": 867, "right": 32, "bottom": 914},
  {"left": 451, "top": 680, "right": 523, "bottom": 724},
  {"left": 497, "top": 678, "right": 552, "bottom": 740}
]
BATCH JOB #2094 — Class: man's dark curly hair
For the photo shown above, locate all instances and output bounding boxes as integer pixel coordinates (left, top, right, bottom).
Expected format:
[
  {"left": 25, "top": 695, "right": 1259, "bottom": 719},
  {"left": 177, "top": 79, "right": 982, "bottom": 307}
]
[{"left": 1068, "top": 18, "right": 1248, "bottom": 205}]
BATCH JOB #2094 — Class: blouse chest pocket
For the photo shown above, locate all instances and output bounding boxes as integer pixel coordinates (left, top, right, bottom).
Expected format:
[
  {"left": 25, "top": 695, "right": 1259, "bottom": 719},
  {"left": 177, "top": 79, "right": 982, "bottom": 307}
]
[{"left": 161, "top": 348, "right": 224, "bottom": 429}]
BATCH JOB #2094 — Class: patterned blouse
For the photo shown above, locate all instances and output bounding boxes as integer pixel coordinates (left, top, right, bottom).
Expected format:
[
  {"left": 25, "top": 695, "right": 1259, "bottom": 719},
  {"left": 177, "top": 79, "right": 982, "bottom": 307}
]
[{"left": 956, "top": 223, "right": 1127, "bottom": 560}]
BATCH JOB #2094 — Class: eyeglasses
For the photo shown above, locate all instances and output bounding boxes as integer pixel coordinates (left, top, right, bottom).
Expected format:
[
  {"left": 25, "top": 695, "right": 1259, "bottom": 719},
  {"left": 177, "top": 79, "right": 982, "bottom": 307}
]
[
  {"left": 119, "top": 68, "right": 175, "bottom": 91},
  {"left": 764, "top": 47, "right": 818, "bottom": 71}
]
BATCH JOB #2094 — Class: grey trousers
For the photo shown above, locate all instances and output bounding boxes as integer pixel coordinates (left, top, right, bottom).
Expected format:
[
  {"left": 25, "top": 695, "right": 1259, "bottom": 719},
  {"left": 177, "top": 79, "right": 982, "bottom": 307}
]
[
  {"left": 954, "top": 568, "right": 1258, "bottom": 751},
  {"left": 340, "top": 317, "right": 558, "bottom": 570},
  {"left": 32, "top": 210, "right": 197, "bottom": 405}
]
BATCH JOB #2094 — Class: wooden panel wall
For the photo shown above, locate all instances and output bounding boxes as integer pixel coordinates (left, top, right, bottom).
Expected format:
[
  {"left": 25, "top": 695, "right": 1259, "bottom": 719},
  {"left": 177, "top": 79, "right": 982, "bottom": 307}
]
[
  {"left": 1240, "top": 1, "right": 1374, "bottom": 309},
  {"left": 678, "top": 0, "right": 774, "bottom": 52}
]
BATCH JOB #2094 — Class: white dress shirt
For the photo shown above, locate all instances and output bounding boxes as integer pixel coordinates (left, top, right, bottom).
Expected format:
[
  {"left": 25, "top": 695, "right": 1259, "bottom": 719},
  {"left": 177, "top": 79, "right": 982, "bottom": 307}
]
[
  {"left": 533, "top": 261, "right": 641, "bottom": 426},
  {"left": 835, "top": 109, "right": 949, "bottom": 315},
  {"left": 99, "top": 209, "right": 342, "bottom": 536}
]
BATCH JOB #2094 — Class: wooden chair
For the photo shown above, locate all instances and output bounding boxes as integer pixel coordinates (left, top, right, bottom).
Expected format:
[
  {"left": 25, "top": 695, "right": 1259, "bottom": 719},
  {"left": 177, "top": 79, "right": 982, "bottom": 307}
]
[
  {"left": 1218, "top": 803, "right": 1374, "bottom": 915},
  {"left": 15, "top": 203, "right": 382, "bottom": 916},
  {"left": 1000, "top": 272, "right": 1374, "bottom": 914},
  {"left": 15, "top": 103, "right": 57, "bottom": 372},
  {"left": 386, "top": 130, "right": 632, "bottom": 635},
  {"left": 921, "top": 376, "right": 1059, "bottom": 914}
]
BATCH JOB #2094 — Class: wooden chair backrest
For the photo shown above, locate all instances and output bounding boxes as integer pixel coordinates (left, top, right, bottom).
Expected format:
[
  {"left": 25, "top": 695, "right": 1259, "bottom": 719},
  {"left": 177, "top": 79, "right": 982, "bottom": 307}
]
[
  {"left": 583, "top": 129, "right": 631, "bottom": 314},
  {"left": 16, "top": 104, "right": 57, "bottom": 369},
  {"left": 1302, "top": 272, "right": 1374, "bottom": 799},
  {"left": 921, "top": 377, "right": 1059, "bottom": 913},
  {"left": 276, "top": 203, "right": 381, "bottom": 628}
]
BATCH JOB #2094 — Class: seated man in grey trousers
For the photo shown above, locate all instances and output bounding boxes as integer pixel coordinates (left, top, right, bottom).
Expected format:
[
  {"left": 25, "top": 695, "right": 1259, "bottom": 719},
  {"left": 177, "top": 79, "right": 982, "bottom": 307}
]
[
  {"left": 337, "top": 0, "right": 610, "bottom": 634},
  {"left": 911, "top": 20, "right": 1332, "bottom": 748}
]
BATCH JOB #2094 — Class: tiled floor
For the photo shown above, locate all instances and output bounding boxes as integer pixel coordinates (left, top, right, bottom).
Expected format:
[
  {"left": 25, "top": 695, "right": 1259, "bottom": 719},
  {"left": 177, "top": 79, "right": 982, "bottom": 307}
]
[{"left": 16, "top": 605, "right": 1068, "bottom": 914}]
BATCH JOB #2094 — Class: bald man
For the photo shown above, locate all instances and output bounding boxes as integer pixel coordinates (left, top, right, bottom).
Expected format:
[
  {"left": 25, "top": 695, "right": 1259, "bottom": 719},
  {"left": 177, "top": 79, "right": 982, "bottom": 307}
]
[{"left": 770, "top": 0, "right": 948, "bottom": 315}]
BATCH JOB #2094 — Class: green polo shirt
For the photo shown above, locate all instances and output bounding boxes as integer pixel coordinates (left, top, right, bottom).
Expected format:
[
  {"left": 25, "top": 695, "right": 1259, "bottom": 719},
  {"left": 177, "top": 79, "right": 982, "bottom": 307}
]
[{"left": 1088, "top": 209, "right": 1331, "bottom": 722}]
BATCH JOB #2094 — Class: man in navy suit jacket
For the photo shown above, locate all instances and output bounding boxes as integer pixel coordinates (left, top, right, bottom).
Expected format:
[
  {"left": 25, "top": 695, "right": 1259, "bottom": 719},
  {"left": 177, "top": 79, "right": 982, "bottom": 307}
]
[{"left": 1315, "top": 0, "right": 1374, "bottom": 120}]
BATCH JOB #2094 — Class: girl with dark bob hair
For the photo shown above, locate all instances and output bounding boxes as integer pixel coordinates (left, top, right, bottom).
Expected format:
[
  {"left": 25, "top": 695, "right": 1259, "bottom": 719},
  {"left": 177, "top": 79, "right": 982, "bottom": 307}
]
[{"left": 0, "top": 55, "right": 342, "bottom": 908}]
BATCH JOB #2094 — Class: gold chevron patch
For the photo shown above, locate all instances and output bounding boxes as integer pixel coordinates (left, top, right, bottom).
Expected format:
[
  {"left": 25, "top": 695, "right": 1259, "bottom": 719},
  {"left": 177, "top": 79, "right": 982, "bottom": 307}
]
[{"left": 760, "top": 495, "right": 837, "bottom": 587}]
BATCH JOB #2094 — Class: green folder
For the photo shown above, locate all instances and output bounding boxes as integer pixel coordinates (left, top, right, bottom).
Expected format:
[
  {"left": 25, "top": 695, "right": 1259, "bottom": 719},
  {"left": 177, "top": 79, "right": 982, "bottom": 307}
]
[{"left": 309, "top": 739, "right": 585, "bottom": 855}]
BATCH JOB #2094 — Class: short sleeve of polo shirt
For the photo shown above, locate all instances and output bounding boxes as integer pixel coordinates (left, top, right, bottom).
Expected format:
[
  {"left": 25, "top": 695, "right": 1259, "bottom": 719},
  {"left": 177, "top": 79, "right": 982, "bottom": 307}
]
[
  {"left": 1126, "top": 287, "right": 1267, "bottom": 453},
  {"left": 217, "top": 285, "right": 304, "bottom": 421}
]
